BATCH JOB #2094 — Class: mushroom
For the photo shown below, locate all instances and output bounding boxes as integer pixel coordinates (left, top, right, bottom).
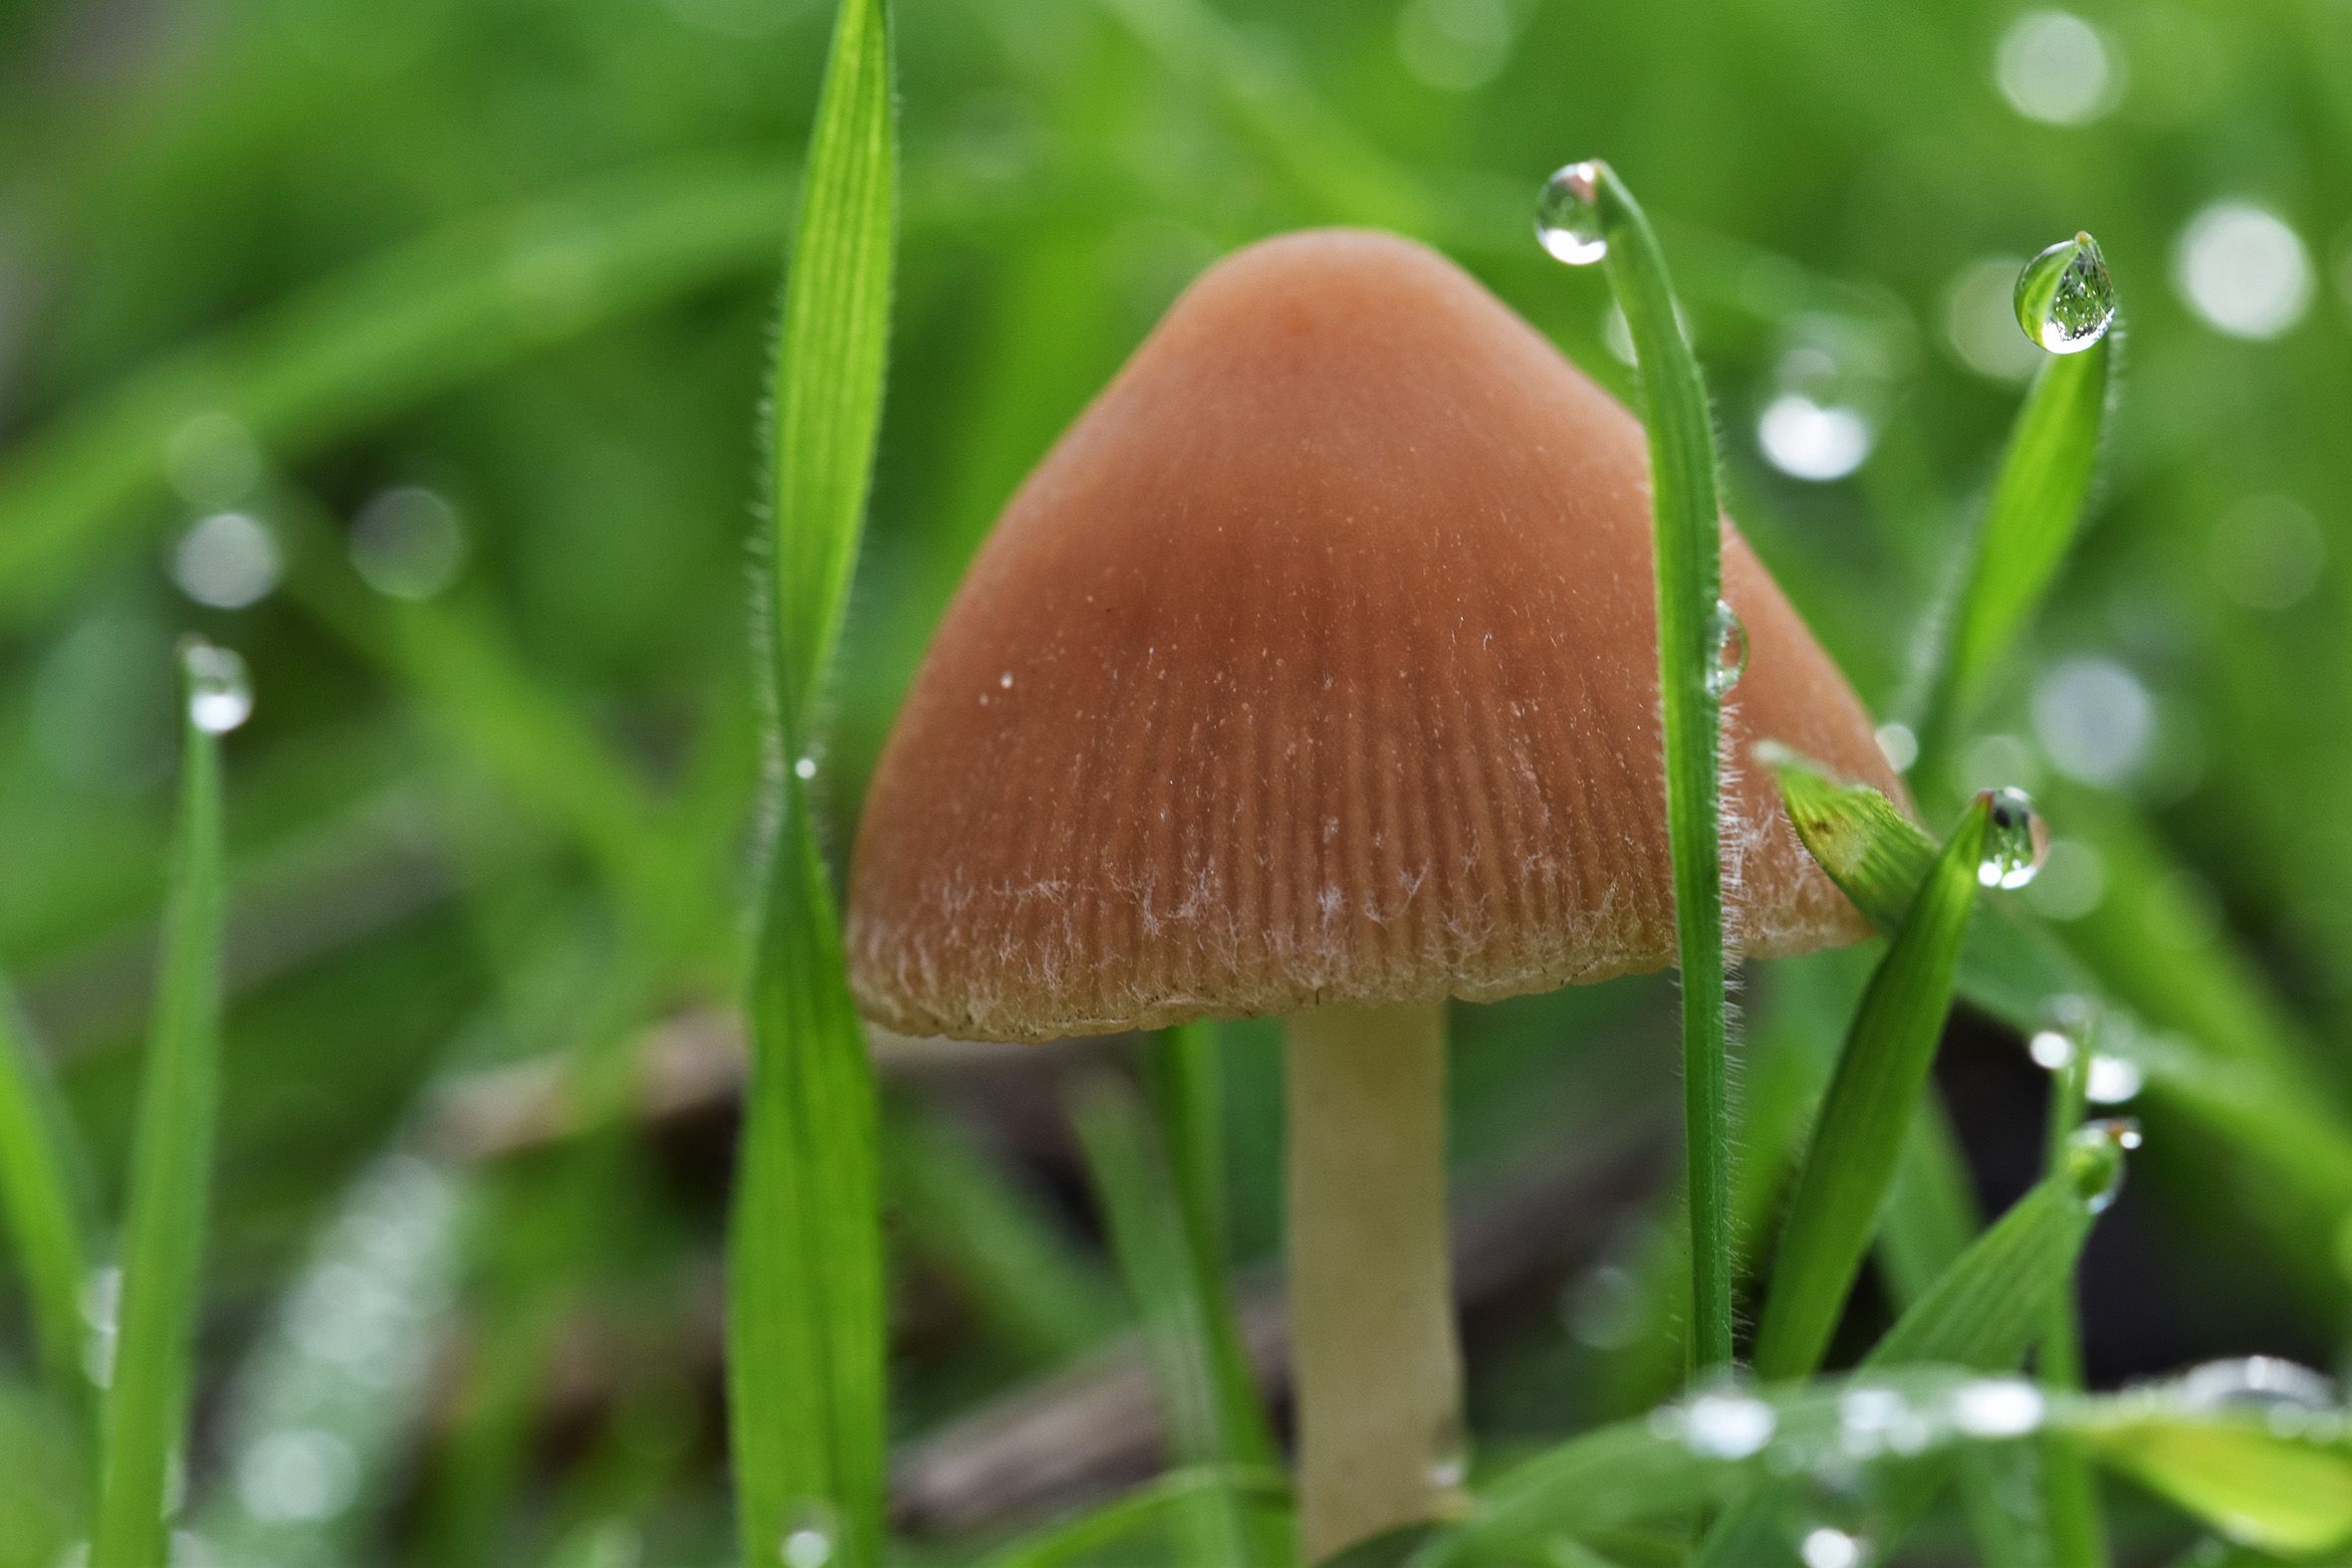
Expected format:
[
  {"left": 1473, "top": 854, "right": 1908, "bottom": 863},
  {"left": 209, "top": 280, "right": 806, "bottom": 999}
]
[{"left": 846, "top": 229, "right": 1903, "bottom": 1559}]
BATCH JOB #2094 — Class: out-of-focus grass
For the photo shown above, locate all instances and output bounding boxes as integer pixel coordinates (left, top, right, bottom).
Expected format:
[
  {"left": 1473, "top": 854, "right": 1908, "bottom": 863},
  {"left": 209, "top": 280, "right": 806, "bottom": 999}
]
[{"left": 0, "top": 0, "right": 2348, "bottom": 1561}]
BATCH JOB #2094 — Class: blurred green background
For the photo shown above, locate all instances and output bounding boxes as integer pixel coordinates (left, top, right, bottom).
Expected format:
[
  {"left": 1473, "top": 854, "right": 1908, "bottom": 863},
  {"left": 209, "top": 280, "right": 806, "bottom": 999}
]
[{"left": 0, "top": 0, "right": 2346, "bottom": 1562}]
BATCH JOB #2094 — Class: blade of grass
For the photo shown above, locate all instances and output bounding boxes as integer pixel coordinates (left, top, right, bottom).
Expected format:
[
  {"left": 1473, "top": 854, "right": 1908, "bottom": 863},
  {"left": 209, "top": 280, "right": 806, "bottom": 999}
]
[
  {"left": 1770, "top": 750, "right": 2352, "bottom": 1200},
  {"left": 1753, "top": 794, "right": 1993, "bottom": 1382},
  {"left": 727, "top": 0, "right": 896, "bottom": 1561},
  {"left": 1070, "top": 1074, "right": 1263, "bottom": 1567},
  {"left": 0, "top": 982, "right": 95, "bottom": 1402},
  {"left": 196, "top": 1151, "right": 469, "bottom": 1567},
  {"left": 1422, "top": 1367, "right": 2352, "bottom": 1567},
  {"left": 90, "top": 648, "right": 230, "bottom": 1568},
  {"left": 1700, "top": 1141, "right": 2123, "bottom": 1568},
  {"left": 885, "top": 1103, "right": 1124, "bottom": 1367},
  {"left": 1144, "top": 1024, "right": 1281, "bottom": 1476},
  {"left": 1910, "top": 330, "right": 2115, "bottom": 792},
  {"left": 975, "top": 1468, "right": 1290, "bottom": 1568},
  {"left": 1864, "top": 1125, "right": 2125, "bottom": 1373},
  {"left": 2034, "top": 1026, "right": 2107, "bottom": 1568},
  {"left": 1586, "top": 159, "right": 1736, "bottom": 1378},
  {"left": 0, "top": 155, "right": 793, "bottom": 620}
]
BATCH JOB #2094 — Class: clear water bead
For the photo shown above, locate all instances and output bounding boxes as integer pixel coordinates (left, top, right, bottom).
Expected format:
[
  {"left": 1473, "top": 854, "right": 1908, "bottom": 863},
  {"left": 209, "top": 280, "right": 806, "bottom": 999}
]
[
  {"left": 2028, "top": 993, "right": 2095, "bottom": 1070},
  {"left": 1978, "top": 786, "right": 2050, "bottom": 888},
  {"left": 2084, "top": 1053, "right": 2145, "bottom": 1104},
  {"left": 181, "top": 639, "right": 254, "bottom": 735},
  {"left": 2066, "top": 1118, "right": 2138, "bottom": 1212},
  {"left": 2014, "top": 232, "right": 2117, "bottom": 353},
  {"left": 1706, "top": 598, "right": 1750, "bottom": 698},
  {"left": 779, "top": 1501, "right": 839, "bottom": 1568},
  {"left": 1535, "top": 161, "right": 1607, "bottom": 265},
  {"left": 1799, "top": 1527, "right": 1866, "bottom": 1568},
  {"left": 1950, "top": 1376, "right": 2047, "bottom": 1439},
  {"left": 1680, "top": 1389, "right": 1776, "bottom": 1458}
]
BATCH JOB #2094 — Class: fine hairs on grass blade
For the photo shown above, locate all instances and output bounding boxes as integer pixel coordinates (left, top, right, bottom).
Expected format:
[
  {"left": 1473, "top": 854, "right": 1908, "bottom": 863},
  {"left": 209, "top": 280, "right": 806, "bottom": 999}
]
[
  {"left": 728, "top": 0, "right": 896, "bottom": 1561},
  {"left": 1910, "top": 269, "right": 2115, "bottom": 790},
  {"left": 0, "top": 984, "right": 95, "bottom": 1402},
  {"left": 90, "top": 646, "right": 232, "bottom": 1568},
  {"left": 1752, "top": 793, "right": 1994, "bottom": 1383},
  {"left": 1554, "top": 158, "right": 1737, "bottom": 1377}
]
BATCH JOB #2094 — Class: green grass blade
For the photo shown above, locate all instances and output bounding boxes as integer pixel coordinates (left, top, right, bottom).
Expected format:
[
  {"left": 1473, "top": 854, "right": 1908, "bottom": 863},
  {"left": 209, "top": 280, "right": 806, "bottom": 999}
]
[
  {"left": 91, "top": 651, "right": 230, "bottom": 1568},
  {"left": 2074, "top": 1395, "right": 2352, "bottom": 1558},
  {"left": 1071, "top": 1075, "right": 1261, "bottom": 1566},
  {"left": 196, "top": 1152, "right": 470, "bottom": 1566},
  {"left": 975, "top": 1469, "right": 1290, "bottom": 1568},
  {"left": 1912, "top": 332, "right": 2115, "bottom": 788},
  {"left": 1768, "top": 750, "right": 2352, "bottom": 1221},
  {"left": 765, "top": 0, "right": 896, "bottom": 757},
  {"left": 731, "top": 791, "right": 886, "bottom": 1567},
  {"left": 1144, "top": 1025, "right": 1281, "bottom": 1474},
  {"left": 1753, "top": 794, "right": 1993, "bottom": 1382},
  {"left": 0, "top": 983, "right": 95, "bottom": 1401},
  {"left": 2035, "top": 1031, "right": 2108, "bottom": 1567},
  {"left": 727, "top": 0, "right": 896, "bottom": 1562},
  {"left": 884, "top": 1104, "right": 1124, "bottom": 1367},
  {"left": 0, "top": 156, "right": 790, "bottom": 621},
  {"left": 1588, "top": 160, "right": 1736, "bottom": 1378},
  {"left": 1864, "top": 1127, "right": 2123, "bottom": 1372},
  {"left": 1423, "top": 1368, "right": 2352, "bottom": 1566}
]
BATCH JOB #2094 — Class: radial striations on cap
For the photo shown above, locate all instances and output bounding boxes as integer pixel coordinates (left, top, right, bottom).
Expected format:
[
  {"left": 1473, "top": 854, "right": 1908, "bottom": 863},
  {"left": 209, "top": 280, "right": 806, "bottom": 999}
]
[{"left": 847, "top": 229, "right": 1907, "bottom": 1042}]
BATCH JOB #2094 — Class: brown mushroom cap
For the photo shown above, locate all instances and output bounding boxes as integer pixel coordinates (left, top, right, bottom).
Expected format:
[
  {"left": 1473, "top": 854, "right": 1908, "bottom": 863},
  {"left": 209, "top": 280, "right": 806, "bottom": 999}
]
[{"left": 847, "top": 228, "right": 1905, "bottom": 1042}]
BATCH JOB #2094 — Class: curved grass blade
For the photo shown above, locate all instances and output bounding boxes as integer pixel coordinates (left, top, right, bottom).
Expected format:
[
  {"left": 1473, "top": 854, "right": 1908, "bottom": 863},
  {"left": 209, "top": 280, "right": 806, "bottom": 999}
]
[
  {"left": 91, "top": 653, "right": 230, "bottom": 1568},
  {"left": 195, "top": 1151, "right": 469, "bottom": 1567},
  {"left": 1911, "top": 331, "right": 2115, "bottom": 789},
  {"left": 1070, "top": 1074, "right": 1269, "bottom": 1566},
  {"left": 1767, "top": 749, "right": 2352, "bottom": 1220},
  {"left": 1865, "top": 1125, "right": 2124, "bottom": 1373},
  {"left": 1753, "top": 794, "right": 1993, "bottom": 1382},
  {"left": 1419, "top": 1367, "right": 2352, "bottom": 1567},
  {"left": 2035, "top": 1029, "right": 2107, "bottom": 1568},
  {"left": 1587, "top": 159, "right": 1736, "bottom": 1377},
  {"left": 0, "top": 983, "right": 95, "bottom": 1402},
  {"left": 727, "top": 0, "right": 896, "bottom": 1561},
  {"left": 975, "top": 1468, "right": 1290, "bottom": 1568},
  {"left": 0, "top": 156, "right": 791, "bottom": 620}
]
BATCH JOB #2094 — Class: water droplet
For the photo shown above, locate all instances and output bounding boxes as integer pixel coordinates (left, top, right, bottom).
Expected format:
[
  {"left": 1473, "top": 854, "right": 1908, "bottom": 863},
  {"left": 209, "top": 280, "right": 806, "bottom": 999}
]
[
  {"left": 1757, "top": 392, "right": 1875, "bottom": 481},
  {"left": 1560, "top": 1262, "right": 1640, "bottom": 1348},
  {"left": 1427, "top": 1415, "right": 1471, "bottom": 1490},
  {"left": 2174, "top": 1356, "right": 2337, "bottom": 1414},
  {"left": 2027, "top": 993, "right": 2095, "bottom": 1071},
  {"left": 351, "top": 487, "right": 466, "bottom": 599},
  {"left": 1799, "top": 1526, "right": 1867, "bottom": 1568},
  {"left": 181, "top": 639, "right": 254, "bottom": 735},
  {"left": 172, "top": 511, "right": 282, "bottom": 609},
  {"left": 2084, "top": 1052, "right": 2145, "bottom": 1104},
  {"left": 2065, "top": 1118, "right": 2138, "bottom": 1212},
  {"left": 1875, "top": 722, "right": 1919, "bottom": 772},
  {"left": 1535, "top": 161, "right": 1606, "bottom": 266},
  {"left": 2014, "top": 232, "right": 2116, "bottom": 352},
  {"left": 779, "top": 1503, "right": 839, "bottom": 1568},
  {"left": 1680, "top": 1389, "right": 1776, "bottom": 1459},
  {"left": 2033, "top": 657, "right": 2154, "bottom": 786},
  {"left": 1951, "top": 1376, "right": 2047, "bottom": 1439},
  {"left": 998, "top": 670, "right": 1014, "bottom": 689},
  {"left": 235, "top": 1428, "right": 358, "bottom": 1522},
  {"left": 1995, "top": 11, "right": 2123, "bottom": 126},
  {"left": 1706, "top": 599, "right": 1749, "bottom": 698},
  {"left": 793, "top": 757, "right": 819, "bottom": 782},
  {"left": 1978, "top": 786, "right": 2050, "bottom": 888},
  {"left": 2175, "top": 201, "right": 2311, "bottom": 339}
]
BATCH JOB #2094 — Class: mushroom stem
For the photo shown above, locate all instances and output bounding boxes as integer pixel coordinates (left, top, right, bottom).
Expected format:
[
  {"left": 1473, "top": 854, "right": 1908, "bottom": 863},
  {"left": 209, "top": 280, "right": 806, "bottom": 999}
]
[{"left": 1285, "top": 1000, "right": 1464, "bottom": 1561}]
